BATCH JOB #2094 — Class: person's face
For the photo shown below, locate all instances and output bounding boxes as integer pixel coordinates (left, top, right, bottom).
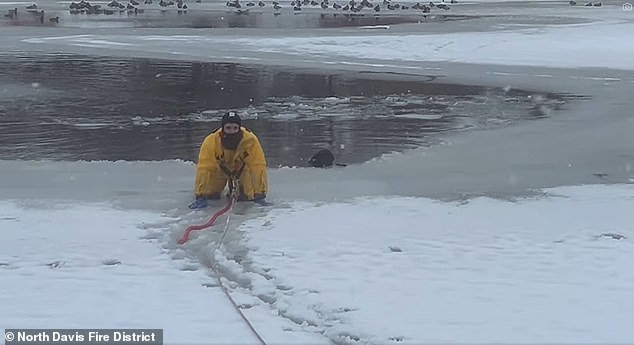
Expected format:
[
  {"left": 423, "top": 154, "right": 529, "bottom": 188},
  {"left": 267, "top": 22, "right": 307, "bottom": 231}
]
[{"left": 223, "top": 123, "right": 240, "bottom": 134}]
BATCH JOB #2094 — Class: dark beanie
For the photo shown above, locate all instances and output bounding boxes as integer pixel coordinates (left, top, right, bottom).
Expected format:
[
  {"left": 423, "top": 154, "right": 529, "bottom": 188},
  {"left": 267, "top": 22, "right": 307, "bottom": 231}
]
[{"left": 221, "top": 111, "right": 242, "bottom": 127}]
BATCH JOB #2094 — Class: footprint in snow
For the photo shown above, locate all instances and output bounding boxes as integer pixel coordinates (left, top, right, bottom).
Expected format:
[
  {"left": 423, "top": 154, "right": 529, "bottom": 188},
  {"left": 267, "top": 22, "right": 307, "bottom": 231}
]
[
  {"left": 334, "top": 306, "right": 358, "bottom": 313},
  {"left": 179, "top": 265, "right": 198, "bottom": 271},
  {"left": 47, "top": 260, "right": 65, "bottom": 269},
  {"left": 201, "top": 282, "right": 220, "bottom": 288},
  {"left": 598, "top": 233, "right": 626, "bottom": 240},
  {"left": 337, "top": 333, "right": 361, "bottom": 342},
  {"left": 102, "top": 259, "right": 122, "bottom": 266},
  {"left": 257, "top": 294, "right": 277, "bottom": 304}
]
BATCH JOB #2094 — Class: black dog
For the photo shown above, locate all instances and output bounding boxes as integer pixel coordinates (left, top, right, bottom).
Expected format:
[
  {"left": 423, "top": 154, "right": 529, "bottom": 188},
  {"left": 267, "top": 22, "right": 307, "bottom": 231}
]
[{"left": 308, "top": 149, "right": 347, "bottom": 168}]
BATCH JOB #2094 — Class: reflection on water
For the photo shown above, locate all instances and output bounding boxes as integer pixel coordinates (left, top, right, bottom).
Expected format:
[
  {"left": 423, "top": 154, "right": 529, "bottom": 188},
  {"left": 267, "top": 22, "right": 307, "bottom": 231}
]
[{"left": 0, "top": 54, "right": 577, "bottom": 166}]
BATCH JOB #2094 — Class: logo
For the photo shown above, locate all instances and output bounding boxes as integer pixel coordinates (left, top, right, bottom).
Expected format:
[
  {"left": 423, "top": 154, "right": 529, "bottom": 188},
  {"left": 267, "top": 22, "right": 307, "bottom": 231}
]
[
  {"left": 624, "top": 2, "right": 633, "bottom": 10},
  {"left": 5, "top": 331, "right": 15, "bottom": 342}
]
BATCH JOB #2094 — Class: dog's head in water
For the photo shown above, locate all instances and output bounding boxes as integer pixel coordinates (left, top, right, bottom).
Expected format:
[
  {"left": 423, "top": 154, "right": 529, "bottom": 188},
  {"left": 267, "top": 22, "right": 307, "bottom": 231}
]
[{"left": 308, "top": 149, "right": 335, "bottom": 168}]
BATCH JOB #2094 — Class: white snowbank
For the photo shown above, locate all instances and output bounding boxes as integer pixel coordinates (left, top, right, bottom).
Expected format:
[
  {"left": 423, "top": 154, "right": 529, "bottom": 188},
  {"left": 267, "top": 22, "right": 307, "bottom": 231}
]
[{"left": 237, "top": 184, "right": 634, "bottom": 343}]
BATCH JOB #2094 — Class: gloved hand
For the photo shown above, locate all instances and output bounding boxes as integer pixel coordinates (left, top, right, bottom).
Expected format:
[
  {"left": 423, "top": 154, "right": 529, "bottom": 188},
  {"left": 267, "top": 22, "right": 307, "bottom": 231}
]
[
  {"left": 253, "top": 194, "right": 267, "bottom": 205},
  {"left": 188, "top": 196, "right": 208, "bottom": 209}
]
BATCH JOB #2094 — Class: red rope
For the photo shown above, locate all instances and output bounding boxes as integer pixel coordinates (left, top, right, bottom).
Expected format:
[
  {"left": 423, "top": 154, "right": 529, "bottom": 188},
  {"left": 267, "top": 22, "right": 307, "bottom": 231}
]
[
  {"left": 177, "top": 197, "right": 235, "bottom": 244},
  {"left": 178, "top": 184, "right": 268, "bottom": 345}
]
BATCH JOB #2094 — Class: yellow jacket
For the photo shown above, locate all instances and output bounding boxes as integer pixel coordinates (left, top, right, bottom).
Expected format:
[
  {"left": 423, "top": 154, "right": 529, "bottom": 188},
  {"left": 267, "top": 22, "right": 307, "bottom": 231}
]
[{"left": 194, "top": 127, "right": 268, "bottom": 200}]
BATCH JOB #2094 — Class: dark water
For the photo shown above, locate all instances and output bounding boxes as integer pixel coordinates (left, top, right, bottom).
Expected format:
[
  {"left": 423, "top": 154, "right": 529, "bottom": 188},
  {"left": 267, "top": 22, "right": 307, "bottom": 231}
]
[{"left": 0, "top": 54, "right": 580, "bottom": 166}]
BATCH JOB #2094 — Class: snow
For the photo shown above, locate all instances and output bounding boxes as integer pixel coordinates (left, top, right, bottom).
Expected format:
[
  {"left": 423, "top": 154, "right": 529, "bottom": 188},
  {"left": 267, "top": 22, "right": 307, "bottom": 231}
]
[
  {"left": 0, "top": 201, "right": 258, "bottom": 343},
  {"left": 238, "top": 184, "right": 634, "bottom": 343},
  {"left": 0, "top": 198, "right": 327, "bottom": 343},
  {"left": 2, "top": 182, "right": 634, "bottom": 343},
  {"left": 19, "top": 21, "right": 634, "bottom": 70},
  {"left": 3, "top": 1, "right": 634, "bottom": 343},
  {"left": 218, "top": 21, "right": 634, "bottom": 70}
]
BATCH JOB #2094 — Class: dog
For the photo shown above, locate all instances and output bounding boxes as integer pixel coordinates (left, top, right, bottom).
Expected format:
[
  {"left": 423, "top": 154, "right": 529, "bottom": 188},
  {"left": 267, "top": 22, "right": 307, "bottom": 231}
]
[{"left": 308, "top": 149, "right": 347, "bottom": 168}]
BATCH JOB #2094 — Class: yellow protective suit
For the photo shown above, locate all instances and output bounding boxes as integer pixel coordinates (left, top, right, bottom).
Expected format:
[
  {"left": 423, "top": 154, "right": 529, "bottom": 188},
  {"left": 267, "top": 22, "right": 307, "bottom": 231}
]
[{"left": 194, "top": 127, "right": 268, "bottom": 200}]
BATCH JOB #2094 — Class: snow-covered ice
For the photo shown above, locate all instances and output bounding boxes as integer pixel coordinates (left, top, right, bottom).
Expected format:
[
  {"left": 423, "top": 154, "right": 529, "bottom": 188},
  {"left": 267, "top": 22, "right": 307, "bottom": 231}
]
[
  {"left": 2, "top": 182, "right": 634, "bottom": 343},
  {"left": 19, "top": 21, "right": 634, "bottom": 70},
  {"left": 0, "top": 201, "right": 260, "bottom": 343},
  {"left": 0, "top": 199, "right": 327, "bottom": 343},
  {"left": 237, "top": 184, "right": 634, "bottom": 343},
  {"left": 2, "top": 0, "right": 634, "bottom": 343}
]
